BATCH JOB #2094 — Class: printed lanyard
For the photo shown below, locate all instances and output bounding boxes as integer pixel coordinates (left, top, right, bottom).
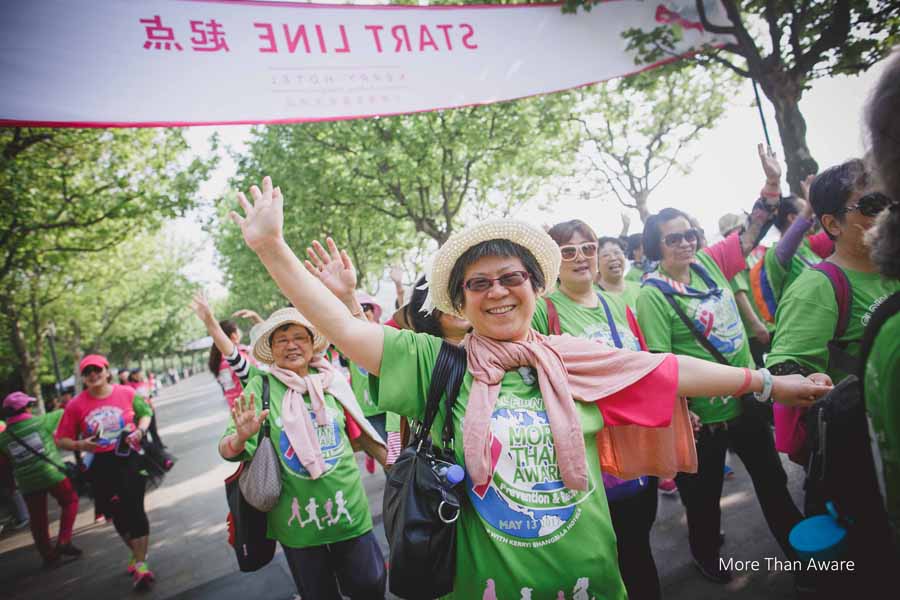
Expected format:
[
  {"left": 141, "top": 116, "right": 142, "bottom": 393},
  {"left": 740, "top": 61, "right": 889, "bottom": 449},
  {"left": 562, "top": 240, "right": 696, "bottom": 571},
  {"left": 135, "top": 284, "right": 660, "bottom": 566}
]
[{"left": 596, "top": 292, "right": 623, "bottom": 349}]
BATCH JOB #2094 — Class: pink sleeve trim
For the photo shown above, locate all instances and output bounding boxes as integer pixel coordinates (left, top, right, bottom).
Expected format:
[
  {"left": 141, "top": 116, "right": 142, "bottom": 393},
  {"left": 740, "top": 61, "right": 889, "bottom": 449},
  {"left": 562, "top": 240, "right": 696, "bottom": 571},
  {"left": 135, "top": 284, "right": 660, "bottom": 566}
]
[
  {"left": 597, "top": 355, "right": 679, "bottom": 427},
  {"left": 702, "top": 232, "right": 747, "bottom": 281}
]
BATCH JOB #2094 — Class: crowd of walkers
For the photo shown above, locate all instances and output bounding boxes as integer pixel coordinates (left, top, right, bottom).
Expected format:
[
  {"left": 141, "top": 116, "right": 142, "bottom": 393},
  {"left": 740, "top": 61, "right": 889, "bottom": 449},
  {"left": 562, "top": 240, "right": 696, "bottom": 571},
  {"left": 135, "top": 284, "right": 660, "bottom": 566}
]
[
  {"left": 1, "top": 49, "right": 897, "bottom": 600},
  {"left": 196, "top": 52, "right": 899, "bottom": 600}
]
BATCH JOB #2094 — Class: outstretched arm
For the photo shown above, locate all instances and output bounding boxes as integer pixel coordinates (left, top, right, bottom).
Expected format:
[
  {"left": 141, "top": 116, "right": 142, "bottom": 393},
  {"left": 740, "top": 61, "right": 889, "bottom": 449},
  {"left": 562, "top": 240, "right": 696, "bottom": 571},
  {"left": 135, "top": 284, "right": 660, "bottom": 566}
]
[
  {"left": 190, "top": 292, "right": 236, "bottom": 358},
  {"left": 675, "top": 354, "right": 830, "bottom": 407},
  {"left": 230, "top": 177, "right": 384, "bottom": 375},
  {"left": 738, "top": 143, "right": 782, "bottom": 256}
]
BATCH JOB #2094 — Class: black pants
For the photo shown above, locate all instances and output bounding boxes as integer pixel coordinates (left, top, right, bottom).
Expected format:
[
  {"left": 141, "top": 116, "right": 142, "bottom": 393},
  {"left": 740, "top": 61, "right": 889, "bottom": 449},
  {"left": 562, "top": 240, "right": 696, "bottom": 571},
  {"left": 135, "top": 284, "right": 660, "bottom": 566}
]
[
  {"left": 675, "top": 408, "right": 802, "bottom": 562},
  {"left": 282, "top": 530, "right": 386, "bottom": 600},
  {"left": 608, "top": 478, "right": 660, "bottom": 600},
  {"left": 90, "top": 452, "right": 149, "bottom": 540}
]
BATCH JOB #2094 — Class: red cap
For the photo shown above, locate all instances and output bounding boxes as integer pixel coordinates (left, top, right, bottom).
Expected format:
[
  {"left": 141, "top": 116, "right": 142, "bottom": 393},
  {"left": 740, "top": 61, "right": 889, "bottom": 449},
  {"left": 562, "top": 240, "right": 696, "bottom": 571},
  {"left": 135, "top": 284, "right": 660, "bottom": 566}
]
[{"left": 79, "top": 354, "right": 109, "bottom": 373}]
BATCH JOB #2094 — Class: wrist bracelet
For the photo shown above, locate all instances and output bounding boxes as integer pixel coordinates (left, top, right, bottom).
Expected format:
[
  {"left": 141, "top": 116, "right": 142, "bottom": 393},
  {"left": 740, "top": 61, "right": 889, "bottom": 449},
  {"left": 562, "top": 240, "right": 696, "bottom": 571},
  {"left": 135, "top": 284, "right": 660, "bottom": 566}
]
[
  {"left": 735, "top": 368, "right": 753, "bottom": 396},
  {"left": 755, "top": 368, "right": 774, "bottom": 403}
]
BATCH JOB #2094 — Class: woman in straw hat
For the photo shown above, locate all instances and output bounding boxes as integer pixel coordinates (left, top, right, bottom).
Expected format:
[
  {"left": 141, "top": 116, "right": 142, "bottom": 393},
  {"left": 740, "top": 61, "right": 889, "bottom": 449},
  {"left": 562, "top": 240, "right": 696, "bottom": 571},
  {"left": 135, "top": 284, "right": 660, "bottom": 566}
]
[
  {"left": 218, "top": 307, "right": 388, "bottom": 599},
  {"left": 229, "top": 176, "right": 832, "bottom": 599}
]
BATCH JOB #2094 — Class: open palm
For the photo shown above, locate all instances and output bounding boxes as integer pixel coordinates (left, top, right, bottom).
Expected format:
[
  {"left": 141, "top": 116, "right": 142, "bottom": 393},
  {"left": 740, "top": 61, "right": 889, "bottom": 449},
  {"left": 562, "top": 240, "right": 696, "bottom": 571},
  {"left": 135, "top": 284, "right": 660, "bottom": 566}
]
[
  {"left": 230, "top": 176, "right": 284, "bottom": 253},
  {"left": 304, "top": 238, "right": 357, "bottom": 302}
]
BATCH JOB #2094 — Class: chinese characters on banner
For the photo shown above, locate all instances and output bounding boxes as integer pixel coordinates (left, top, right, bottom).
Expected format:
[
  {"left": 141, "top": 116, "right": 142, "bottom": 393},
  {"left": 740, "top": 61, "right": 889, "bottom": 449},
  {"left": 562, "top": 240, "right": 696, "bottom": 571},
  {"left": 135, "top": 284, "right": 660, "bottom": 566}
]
[{"left": 0, "top": 0, "right": 733, "bottom": 127}]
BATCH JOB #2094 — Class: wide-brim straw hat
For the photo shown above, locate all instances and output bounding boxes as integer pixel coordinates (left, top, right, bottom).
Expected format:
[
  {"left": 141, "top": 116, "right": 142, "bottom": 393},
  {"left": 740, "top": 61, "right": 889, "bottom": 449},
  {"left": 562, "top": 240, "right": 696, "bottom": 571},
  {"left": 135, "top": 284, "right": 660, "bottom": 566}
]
[
  {"left": 251, "top": 307, "right": 329, "bottom": 364},
  {"left": 427, "top": 219, "right": 561, "bottom": 318}
]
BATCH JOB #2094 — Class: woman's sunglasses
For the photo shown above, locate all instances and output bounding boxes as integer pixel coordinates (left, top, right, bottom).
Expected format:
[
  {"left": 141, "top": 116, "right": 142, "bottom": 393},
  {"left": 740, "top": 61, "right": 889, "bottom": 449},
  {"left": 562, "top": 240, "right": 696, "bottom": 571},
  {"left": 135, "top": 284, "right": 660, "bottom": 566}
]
[
  {"left": 558, "top": 242, "right": 599, "bottom": 261},
  {"left": 663, "top": 229, "right": 700, "bottom": 247},
  {"left": 463, "top": 271, "right": 530, "bottom": 292},
  {"left": 81, "top": 366, "right": 103, "bottom": 377},
  {"left": 840, "top": 192, "right": 895, "bottom": 217}
]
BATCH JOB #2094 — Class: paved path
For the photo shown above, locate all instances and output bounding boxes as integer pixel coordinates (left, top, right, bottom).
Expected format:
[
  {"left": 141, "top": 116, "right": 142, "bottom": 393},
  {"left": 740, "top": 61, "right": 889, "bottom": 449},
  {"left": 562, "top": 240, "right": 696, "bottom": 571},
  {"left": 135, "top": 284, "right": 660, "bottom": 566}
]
[{"left": 0, "top": 373, "right": 805, "bottom": 599}]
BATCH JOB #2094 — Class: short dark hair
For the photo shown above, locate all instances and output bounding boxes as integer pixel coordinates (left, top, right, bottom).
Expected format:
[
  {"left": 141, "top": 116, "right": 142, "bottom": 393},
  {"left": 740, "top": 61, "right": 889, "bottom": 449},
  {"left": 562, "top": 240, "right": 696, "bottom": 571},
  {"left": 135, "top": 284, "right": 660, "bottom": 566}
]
[
  {"left": 868, "top": 203, "right": 900, "bottom": 280},
  {"left": 625, "top": 233, "right": 643, "bottom": 260},
  {"left": 546, "top": 219, "right": 597, "bottom": 246},
  {"left": 774, "top": 195, "right": 803, "bottom": 233},
  {"left": 448, "top": 239, "right": 545, "bottom": 312},
  {"left": 597, "top": 236, "right": 626, "bottom": 252},
  {"left": 810, "top": 159, "right": 870, "bottom": 239},
  {"left": 866, "top": 50, "right": 900, "bottom": 206},
  {"left": 404, "top": 275, "right": 447, "bottom": 338},
  {"left": 642, "top": 207, "right": 693, "bottom": 262}
]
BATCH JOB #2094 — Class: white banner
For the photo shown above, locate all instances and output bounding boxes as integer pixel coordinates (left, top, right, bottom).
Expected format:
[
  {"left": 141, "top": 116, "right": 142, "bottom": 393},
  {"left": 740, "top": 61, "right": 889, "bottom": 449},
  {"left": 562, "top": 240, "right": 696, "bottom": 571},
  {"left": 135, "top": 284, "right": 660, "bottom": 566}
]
[{"left": 0, "top": 0, "right": 732, "bottom": 127}]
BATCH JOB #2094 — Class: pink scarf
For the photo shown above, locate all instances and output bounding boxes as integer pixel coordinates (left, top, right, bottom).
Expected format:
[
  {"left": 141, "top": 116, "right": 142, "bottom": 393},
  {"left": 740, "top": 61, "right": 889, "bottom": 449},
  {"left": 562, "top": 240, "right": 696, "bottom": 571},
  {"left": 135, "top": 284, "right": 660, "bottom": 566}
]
[
  {"left": 269, "top": 358, "right": 340, "bottom": 480},
  {"left": 464, "top": 330, "right": 673, "bottom": 491}
]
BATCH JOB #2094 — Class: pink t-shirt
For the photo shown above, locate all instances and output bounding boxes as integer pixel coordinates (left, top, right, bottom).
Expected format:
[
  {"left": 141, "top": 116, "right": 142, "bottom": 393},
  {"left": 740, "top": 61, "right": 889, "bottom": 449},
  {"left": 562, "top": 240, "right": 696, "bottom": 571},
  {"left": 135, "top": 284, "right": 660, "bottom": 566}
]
[
  {"left": 702, "top": 231, "right": 747, "bottom": 281},
  {"left": 56, "top": 385, "right": 146, "bottom": 453}
]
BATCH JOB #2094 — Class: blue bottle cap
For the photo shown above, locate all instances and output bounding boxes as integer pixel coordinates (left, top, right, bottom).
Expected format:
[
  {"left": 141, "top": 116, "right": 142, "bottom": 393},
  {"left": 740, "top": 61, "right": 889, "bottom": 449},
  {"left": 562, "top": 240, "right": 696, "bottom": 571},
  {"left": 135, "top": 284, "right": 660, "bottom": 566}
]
[{"left": 445, "top": 464, "right": 465, "bottom": 485}]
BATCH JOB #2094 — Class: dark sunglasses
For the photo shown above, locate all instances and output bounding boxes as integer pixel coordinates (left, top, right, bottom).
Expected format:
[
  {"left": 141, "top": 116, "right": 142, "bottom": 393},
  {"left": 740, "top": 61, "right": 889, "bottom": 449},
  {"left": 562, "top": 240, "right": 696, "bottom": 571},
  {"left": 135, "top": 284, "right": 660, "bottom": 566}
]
[
  {"left": 361, "top": 303, "right": 375, "bottom": 313},
  {"left": 840, "top": 192, "right": 894, "bottom": 217},
  {"left": 559, "top": 242, "right": 598, "bottom": 261},
  {"left": 463, "top": 271, "right": 530, "bottom": 292},
  {"left": 663, "top": 229, "right": 699, "bottom": 248},
  {"left": 81, "top": 366, "right": 103, "bottom": 377}
]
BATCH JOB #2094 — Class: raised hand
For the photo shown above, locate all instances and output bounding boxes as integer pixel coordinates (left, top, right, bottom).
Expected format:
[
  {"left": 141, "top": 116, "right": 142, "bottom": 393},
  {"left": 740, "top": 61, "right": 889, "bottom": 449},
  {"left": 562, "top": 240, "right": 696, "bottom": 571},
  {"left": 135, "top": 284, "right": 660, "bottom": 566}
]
[
  {"left": 771, "top": 373, "right": 832, "bottom": 407},
  {"left": 232, "top": 309, "right": 263, "bottom": 325},
  {"left": 230, "top": 176, "right": 284, "bottom": 253},
  {"left": 190, "top": 291, "right": 214, "bottom": 324},
  {"left": 389, "top": 265, "right": 404, "bottom": 287},
  {"left": 758, "top": 143, "right": 782, "bottom": 184},
  {"left": 304, "top": 237, "right": 357, "bottom": 304},
  {"left": 232, "top": 392, "right": 269, "bottom": 443}
]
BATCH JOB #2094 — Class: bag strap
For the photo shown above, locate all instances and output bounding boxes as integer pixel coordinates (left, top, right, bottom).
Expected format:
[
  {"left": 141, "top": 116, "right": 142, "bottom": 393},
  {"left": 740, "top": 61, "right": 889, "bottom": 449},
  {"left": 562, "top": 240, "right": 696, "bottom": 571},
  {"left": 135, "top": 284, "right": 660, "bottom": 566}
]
[
  {"left": 812, "top": 263, "right": 859, "bottom": 373},
  {"left": 415, "top": 341, "right": 467, "bottom": 449},
  {"left": 595, "top": 292, "right": 623, "bottom": 348},
  {"left": 545, "top": 297, "right": 562, "bottom": 336},
  {"left": 663, "top": 293, "right": 730, "bottom": 366},
  {"left": 258, "top": 375, "right": 271, "bottom": 442},
  {"left": 4, "top": 425, "right": 67, "bottom": 475}
]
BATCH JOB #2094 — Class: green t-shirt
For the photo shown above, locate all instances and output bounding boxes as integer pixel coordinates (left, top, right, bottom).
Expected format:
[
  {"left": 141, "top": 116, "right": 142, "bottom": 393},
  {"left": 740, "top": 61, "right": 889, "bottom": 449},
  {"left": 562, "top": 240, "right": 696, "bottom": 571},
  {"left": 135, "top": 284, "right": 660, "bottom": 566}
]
[
  {"left": 349, "top": 360, "right": 382, "bottom": 417},
  {"left": 222, "top": 373, "right": 372, "bottom": 548},
  {"left": 625, "top": 266, "right": 643, "bottom": 283},
  {"left": 598, "top": 280, "right": 642, "bottom": 311},
  {"left": 374, "top": 327, "right": 626, "bottom": 600},
  {"left": 864, "top": 310, "right": 900, "bottom": 533},
  {"left": 766, "top": 266, "right": 900, "bottom": 384},
  {"left": 762, "top": 238, "right": 822, "bottom": 306},
  {"left": 0, "top": 410, "right": 66, "bottom": 494},
  {"left": 532, "top": 289, "right": 641, "bottom": 352},
  {"left": 637, "top": 252, "right": 750, "bottom": 424}
]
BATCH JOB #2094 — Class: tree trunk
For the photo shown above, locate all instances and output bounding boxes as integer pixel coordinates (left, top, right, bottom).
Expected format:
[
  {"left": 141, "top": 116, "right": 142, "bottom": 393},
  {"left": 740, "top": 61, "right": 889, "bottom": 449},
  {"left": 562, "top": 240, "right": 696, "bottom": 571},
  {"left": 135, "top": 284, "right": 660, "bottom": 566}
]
[
  {"left": 759, "top": 72, "right": 819, "bottom": 196},
  {"left": 68, "top": 319, "right": 83, "bottom": 393},
  {"left": 634, "top": 189, "right": 651, "bottom": 223},
  {"left": 3, "top": 299, "right": 44, "bottom": 413}
]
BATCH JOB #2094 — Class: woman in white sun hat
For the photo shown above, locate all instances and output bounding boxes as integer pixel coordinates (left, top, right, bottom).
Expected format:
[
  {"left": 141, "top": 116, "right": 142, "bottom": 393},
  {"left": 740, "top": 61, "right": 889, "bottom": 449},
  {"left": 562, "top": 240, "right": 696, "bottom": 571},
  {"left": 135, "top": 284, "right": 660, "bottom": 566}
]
[
  {"left": 229, "top": 176, "right": 832, "bottom": 599},
  {"left": 218, "top": 306, "right": 387, "bottom": 599}
]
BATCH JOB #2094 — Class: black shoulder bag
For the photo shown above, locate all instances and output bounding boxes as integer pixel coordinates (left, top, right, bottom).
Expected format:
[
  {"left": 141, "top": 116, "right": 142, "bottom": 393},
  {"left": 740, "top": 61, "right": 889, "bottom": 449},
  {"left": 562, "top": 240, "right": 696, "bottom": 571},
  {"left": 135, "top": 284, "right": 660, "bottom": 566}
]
[
  {"left": 224, "top": 375, "right": 276, "bottom": 572},
  {"left": 383, "top": 341, "right": 467, "bottom": 600}
]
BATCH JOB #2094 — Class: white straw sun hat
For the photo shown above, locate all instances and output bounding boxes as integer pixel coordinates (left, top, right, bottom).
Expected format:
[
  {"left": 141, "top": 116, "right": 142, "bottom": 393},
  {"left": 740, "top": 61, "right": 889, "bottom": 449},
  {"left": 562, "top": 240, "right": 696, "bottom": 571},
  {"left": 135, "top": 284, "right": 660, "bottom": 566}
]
[
  {"left": 250, "top": 307, "right": 329, "bottom": 364},
  {"left": 427, "top": 219, "right": 561, "bottom": 318}
]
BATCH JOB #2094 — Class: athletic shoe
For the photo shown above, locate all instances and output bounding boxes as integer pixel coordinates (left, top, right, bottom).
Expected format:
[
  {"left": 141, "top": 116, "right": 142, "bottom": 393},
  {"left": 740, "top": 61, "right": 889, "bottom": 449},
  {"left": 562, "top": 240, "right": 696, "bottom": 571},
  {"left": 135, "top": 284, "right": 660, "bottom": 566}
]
[
  {"left": 132, "top": 562, "right": 154, "bottom": 590},
  {"left": 12, "top": 517, "right": 30, "bottom": 530},
  {"left": 724, "top": 464, "right": 735, "bottom": 479},
  {"left": 692, "top": 554, "right": 732, "bottom": 584},
  {"left": 56, "top": 543, "right": 83, "bottom": 557},
  {"left": 127, "top": 555, "right": 137, "bottom": 575},
  {"left": 658, "top": 479, "right": 678, "bottom": 495},
  {"left": 42, "top": 549, "right": 61, "bottom": 568}
]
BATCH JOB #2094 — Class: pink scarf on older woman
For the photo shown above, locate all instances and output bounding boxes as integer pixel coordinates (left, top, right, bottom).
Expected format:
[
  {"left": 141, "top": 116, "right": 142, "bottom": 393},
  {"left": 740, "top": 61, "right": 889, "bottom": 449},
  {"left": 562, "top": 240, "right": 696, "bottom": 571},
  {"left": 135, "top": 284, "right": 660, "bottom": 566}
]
[
  {"left": 464, "top": 330, "right": 695, "bottom": 491},
  {"left": 269, "top": 358, "right": 365, "bottom": 480}
]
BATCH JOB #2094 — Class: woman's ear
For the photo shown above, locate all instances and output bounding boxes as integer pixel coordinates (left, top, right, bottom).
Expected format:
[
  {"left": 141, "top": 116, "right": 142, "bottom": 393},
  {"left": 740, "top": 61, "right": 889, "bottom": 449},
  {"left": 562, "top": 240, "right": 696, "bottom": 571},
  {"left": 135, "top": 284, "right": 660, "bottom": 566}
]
[{"left": 820, "top": 214, "right": 842, "bottom": 239}]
